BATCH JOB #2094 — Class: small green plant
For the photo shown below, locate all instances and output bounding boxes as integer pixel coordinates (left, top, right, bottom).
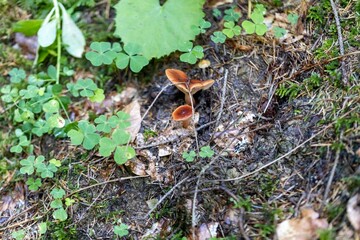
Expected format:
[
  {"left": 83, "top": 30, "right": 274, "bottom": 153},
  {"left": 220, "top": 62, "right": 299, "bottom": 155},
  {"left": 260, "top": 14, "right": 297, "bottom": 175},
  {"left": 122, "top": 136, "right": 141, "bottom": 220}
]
[
  {"left": 230, "top": 196, "right": 252, "bottom": 211},
  {"left": 114, "top": 223, "right": 129, "bottom": 237},
  {"left": 211, "top": 31, "right": 227, "bottom": 43},
  {"left": 50, "top": 188, "right": 68, "bottom": 221},
  {"left": 223, "top": 7, "right": 241, "bottom": 22},
  {"left": 67, "top": 111, "right": 136, "bottom": 165},
  {"left": 179, "top": 42, "right": 204, "bottom": 64},
  {"left": 191, "top": 19, "right": 211, "bottom": 34},
  {"left": 274, "top": 26, "right": 287, "bottom": 38},
  {"left": 11, "top": 229, "right": 25, "bottom": 240},
  {"left": 212, "top": 8, "right": 222, "bottom": 18},
  {"left": 182, "top": 145, "right": 215, "bottom": 162},
  {"left": 287, "top": 13, "right": 299, "bottom": 25},
  {"left": 222, "top": 21, "right": 241, "bottom": 38},
  {"left": 242, "top": 11, "right": 267, "bottom": 36}
]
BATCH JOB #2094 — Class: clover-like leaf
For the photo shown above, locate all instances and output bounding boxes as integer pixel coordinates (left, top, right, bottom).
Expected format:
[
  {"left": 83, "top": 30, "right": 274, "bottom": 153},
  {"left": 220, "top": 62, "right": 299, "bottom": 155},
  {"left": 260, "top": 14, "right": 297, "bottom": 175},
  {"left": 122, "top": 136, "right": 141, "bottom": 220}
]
[
  {"left": 50, "top": 199, "right": 63, "bottom": 209},
  {"left": 66, "top": 82, "right": 79, "bottom": 97},
  {"left": 211, "top": 31, "right": 227, "bottom": 44},
  {"left": 287, "top": 13, "right": 299, "bottom": 25},
  {"left": 116, "top": 112, "right": 131, "bottom": 129},
  {"left": 19, "top": 85, "right": 39, "bottom": 99},
  {"left": 114, "top": 146, "right": 136, "bottom": 165},
  {"left": 254, "top": 4, "right": 266, "bottom": 15},
  {"left": 26, "top": 178, "right": 42, "bottom": 191},
  {"left": 224, "top": 7, "right": 241, "bottom": 22},
  {"left": 43, "top": 99, "right": 60, "bottom": 113},
  {"left": 73, "top": 78, "right": 97, "bottom": 97},
  {"left": 85, "top": 42, "right": 120, "bottom": 66},
  {"left": 182, "top": 150, "right": 196, "bottom": 162},
  {"left": 95, "top": 115, "right": 118, "bottom": 133},
  {"left": 99, "top": 137, "right": 116, "bottom": 157},
  {"left": 11, "top": 229, "right": 25, "bottom": 240},
  {"left": 191, "top": 19, "right": 211, "bottom": 34},
  {"left": 242, "top": 20, "right": 256, "bottom": 34},
  {"left": 180, "top": 45, "right": 204, "bottom": 64},
  {"left": 213, "top": 8, "right": 222, "bottom": 18},
  {"left": 49, "top": 158, "right": 61, "bottom": 167},
  {"left": 32, "top": 119, "right": 50, "bottom": 137},
  {"left": 47, "top": 114, "right": 65, "bottom": 128},
  {"left": 274, "top": 26, "right": 287, "bottom": 38},
  {"left": 50, "top": 188, "right": 66, "bottom": 199},
  {"left": 222, "top": 21, "right": 241, "bottom": 38},
  {"left": 112, "top": 129, "right": 131, "bottom": 145},
  {"left": 199, "top": 146, "right": 215, "bottom": 158},
  {"left": 114, "top": 223, "right": 129, "bottom": 237},
  {"left": 20, "top": 156, "right": 35, "bottom": 175},
  {"left": 255, "top": 24, "right": 267, "bottom": 36},
  {"left": 65, "top": 198, "right": 75, "bottom": 206},
  {"left": 38, "top": 222, "right": 47, "bottom": 235},
  {"left": 37, "top": 162, "right": 58, "bottom": 178},
  {"left": 89, "top": 89, "right": 105, "bottom": 103},
  {"left": 67, "top": 121, "right": 100, "bottom": 150},
  {"left": 53, "top": 207, "right": 68, "bottom": 221},
  {"left": 9, "top": 68, "right": 26, "bottom": 83},
  {"left": 115, "top": 43, "right": 149, "bottom": 73}
]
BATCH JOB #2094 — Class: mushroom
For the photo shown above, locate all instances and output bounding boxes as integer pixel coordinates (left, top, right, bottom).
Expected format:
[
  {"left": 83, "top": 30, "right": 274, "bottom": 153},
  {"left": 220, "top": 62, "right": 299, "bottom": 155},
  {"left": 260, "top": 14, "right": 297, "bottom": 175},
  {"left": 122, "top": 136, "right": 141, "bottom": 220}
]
[
  {"left": 172, "top": 105, "right": 193, "bottom": 128},
  {"left": 165, "top": 69, "right": 215, "bottom": 105}
]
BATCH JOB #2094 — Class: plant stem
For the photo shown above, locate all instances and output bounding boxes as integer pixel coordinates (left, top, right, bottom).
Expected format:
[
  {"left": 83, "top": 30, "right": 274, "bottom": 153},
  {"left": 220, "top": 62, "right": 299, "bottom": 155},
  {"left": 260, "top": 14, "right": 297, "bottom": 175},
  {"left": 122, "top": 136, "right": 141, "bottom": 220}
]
[{"left": 53, "top": 0, "right": 61, "bottom": 84}]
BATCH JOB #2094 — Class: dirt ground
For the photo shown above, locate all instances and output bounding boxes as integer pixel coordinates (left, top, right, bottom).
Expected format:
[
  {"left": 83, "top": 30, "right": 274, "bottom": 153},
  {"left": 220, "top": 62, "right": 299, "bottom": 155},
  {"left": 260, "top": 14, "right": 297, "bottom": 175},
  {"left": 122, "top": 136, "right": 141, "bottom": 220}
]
[{"left": 0, "top": 0, "right": 359, "bottom": 239}]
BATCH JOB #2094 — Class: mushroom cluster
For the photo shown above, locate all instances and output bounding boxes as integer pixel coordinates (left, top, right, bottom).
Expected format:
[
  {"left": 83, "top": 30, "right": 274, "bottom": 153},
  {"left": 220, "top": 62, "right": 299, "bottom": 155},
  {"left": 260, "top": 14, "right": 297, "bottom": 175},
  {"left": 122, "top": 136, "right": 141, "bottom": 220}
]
[{"left": 165, "top": 69, "right": 215, "bottom": 128}]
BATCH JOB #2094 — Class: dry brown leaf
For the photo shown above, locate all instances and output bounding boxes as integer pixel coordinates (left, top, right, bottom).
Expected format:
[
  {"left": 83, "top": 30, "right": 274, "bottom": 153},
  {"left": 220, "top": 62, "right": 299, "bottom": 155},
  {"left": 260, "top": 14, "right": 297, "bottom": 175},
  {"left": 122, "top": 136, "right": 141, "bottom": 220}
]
[
  {"left": 125, "top": 158, "right": 147, "bottom": 176},
  {"left": 276, "top": 208, "right": 329, "bottom": 240},
  {"left": 124, "top": 99, "right": 141, "bottom": 142},
  {"left": 0, "top": 182, "right": 25, "bottom": 216},
  {"left": 207, "top": 0, "right": 233, "bottom": 8},
  {"left": 347, "top": 194, "right": 360, "bottom": 233},
  {"left": 192, "top": 222, "right": 219, "bottom": 240}
]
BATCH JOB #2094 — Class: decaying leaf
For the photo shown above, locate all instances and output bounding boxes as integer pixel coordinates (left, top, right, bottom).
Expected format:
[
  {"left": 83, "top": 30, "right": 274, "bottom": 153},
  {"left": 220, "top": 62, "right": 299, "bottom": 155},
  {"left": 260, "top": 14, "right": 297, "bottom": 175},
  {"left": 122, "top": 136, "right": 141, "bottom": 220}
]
[
  {"left": 0, "top": 182, "right": 25, "bottom": 218},
  {"left": 207, "top": 0, "right": 233, "bottom": 8},
  {"left": 276, "top": 208, "right": 329, "bottom": 240},
  {"left": 192, "top": 222, "right": 219, "bottom": 240},
  {"left": 347, "top": 194, "right": 360, "bottom": 233},
  {"left": 124, "top": 99, "right": 141, "bottom": 142}
]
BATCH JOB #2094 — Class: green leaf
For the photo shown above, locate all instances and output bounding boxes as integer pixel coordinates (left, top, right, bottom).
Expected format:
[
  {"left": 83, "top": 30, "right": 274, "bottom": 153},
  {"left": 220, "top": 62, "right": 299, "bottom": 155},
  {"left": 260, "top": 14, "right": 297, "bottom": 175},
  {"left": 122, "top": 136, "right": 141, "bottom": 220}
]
[
  {"left": 20, "top": 156, "right": 35, "bottom": 175},
  {"left": 250, "top": 12, "right": 264, "bottom": 25},
  {"left": 53, "top": 207, "right": 68, "bottom": 221},
  {"left": 242, "top": 20, "right": 255, "bottom": 34},
  {"left": 47, "top": 65, "right": 57, "bottom": 80},
  {"left": 59, "top": 3, "right": 85, "bottom": 58},
  {"left": 222, "top": 21, "right": 241, "bottom": 38},
  {"left": 50, "top": 188, "right": 66, "bottom": 199},
  {"left": 255, "top": 24, "right": 267, "bottom": 36},
  {"left": 26, "top": 178, "right": 42, "bottom": 191},
  {"left": 182, "top": 150, "right": 196, "bottom": 162},
  {"left": 191, "top": 19, "right": 211, "bottom": 34},
  {"left": 67, "top": 121, "right": 100, "bottom": 150},
  {"left": 11, "top": 229, "right": 25, "bottom": 240},
  {"left": 287, "top": 13, "right": 299, "bottom": 25},
  {"left": 51, "top": 84, "right": 63, "bottom": 95},
  {"left": 116, "top": 112, "right": 131, "bottom": 128},
  {"left": 43, "top": 99, "right": 60, "bottom": 113},
  {"left": 274, "top": 26, "right": 287, "bottom": 38},
  {"left": 89, "top": 89, "right": 105, "bottom": 103},
  {"left": 38, "top": 222, "right": 47, "bottom": 235},
  {"left": 50, "top": 199, "right": 63, "bottom": 209},
  {"left": 10, "top": 145, "right": 22, "bottom": 153},
  {"left": 224, "top": 7, "right": 241, "bottom": 22},
  {"left": 99, "top": 137, "right": 116, "bottom": 157},
  {"left": 211, "top": 31, "right": 226, "bottom": 43},
  {"left": 114, "top": 146, "right": 136, "bottom": 165},
  {"left": 38, "top": 19, "right": 56, "bottom": 47},
  {"left": 85, "top": 42, "right": 120, "bottom": 66},
  {"left": 180, "top": 45, "right": 204, "bottom": 64},
  {"left": 37, "top": 163, "right": 58, "bottom": 178},
  {"left": 32, "top": 119, "right": 50, "bottom": 137},
  {"left": 199, "top": 146, "right": 214, "bottom": 158},
  {"left": 47, "top": 114, "right": 65, "bottom": 128},
  {"left": 95, "top": 115, "right": 118, "bottom": 133},
  {"left": 213, "top": 8, "right": 222, "bottom": 18},
  {"left": 115, "top": 53, "right": 130, "bottom": 69},
  {"left": 9, "top": 68, "right": 26, "bottom": 83},
  {"left": 19, "top": 85, "right": 39, "bottom": 99},
  {"left": 114, "top": 223, "right": 129, "bottom": 237},
  {"left": 112, "top": 129, "right": 131, "bottom": 145},
  {"left": 254, "top": 4, "right": 266, "bottom": 15},
  {"left": 65, "top": 198, "right": 75, "bottom": 206},
  {"left": 49, "top": 158, "right": 61, "bottom": 167},
  {"left": 73, "top": 78, "right": 97, "bottom": 97},
  {"left": 129, "top": 55, "right": 149, "bottom": 73},
  {"left": 13, "top": 19, "right": 43, "bottom": 36},
  {"left": 114, "top": 0, "right": 205, "bottom": 59}
]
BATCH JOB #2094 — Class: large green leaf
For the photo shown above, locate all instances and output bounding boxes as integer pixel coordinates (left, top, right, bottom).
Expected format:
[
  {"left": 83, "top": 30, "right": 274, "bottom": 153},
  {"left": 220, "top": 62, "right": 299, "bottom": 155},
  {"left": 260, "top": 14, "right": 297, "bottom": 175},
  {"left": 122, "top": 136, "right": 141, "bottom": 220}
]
[{"left": 114, "top": 0, "right": 205, "bottom": 59}]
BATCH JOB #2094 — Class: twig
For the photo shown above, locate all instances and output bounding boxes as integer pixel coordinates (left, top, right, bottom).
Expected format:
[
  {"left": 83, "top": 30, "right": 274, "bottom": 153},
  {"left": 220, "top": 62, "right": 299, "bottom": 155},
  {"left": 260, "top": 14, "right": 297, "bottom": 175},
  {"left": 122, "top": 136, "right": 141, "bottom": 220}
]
[
  {"left": 215, "top": 69, "right": 229, "bottom": 128},
  {"left": 67, "top": 175, "right": 148, "bottom": 197},
  {"left": 321, "top": 130, "right": 343, "bottom": 211},
  {"left": 329, "top": 0, "right": 348, "bottom": 85},
  {"left": 141, "top": 83, "right": 171, "bottom": 122},
  {"left": 143, "top": 176, "right": 191, "bottom": 219}
]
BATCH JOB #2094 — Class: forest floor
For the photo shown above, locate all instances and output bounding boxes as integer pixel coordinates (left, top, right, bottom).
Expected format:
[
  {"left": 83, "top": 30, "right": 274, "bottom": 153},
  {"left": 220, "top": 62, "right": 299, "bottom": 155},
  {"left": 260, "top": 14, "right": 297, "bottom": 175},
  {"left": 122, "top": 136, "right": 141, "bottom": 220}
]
[{"left": 0, "top": 0, "right": 359, "bottom": 239}]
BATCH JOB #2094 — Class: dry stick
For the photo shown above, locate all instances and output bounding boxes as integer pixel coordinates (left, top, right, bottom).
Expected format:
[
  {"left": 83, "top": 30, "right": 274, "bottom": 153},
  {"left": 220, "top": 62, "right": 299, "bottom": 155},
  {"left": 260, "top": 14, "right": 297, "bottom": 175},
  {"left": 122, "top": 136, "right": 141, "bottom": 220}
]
[
  {"left": 143, "top": 176, "right": 191, "bottom": 219},
  {"left": 321, "top": 130, "right": 343, "bottom": 212},
  {"left": 215, "top": 69, "right": 229, "bottom": 129},
  {"left": 189, "top": 87, "right": 200, "bottom": 153},
  {"left": 0, "top": 216, "right": 43, "bottom": 231},
  {"left": 67, "top": 175, "right": 148, "bottom": 197},
  {"left": 330, "top": 0, "right": 347, "bottom": 84},
  {"left": 141, "top": 83, "right": 171, "bottom": 122},
  {"left": 213, "top": 108, "right": 356, "bottom": 182}
]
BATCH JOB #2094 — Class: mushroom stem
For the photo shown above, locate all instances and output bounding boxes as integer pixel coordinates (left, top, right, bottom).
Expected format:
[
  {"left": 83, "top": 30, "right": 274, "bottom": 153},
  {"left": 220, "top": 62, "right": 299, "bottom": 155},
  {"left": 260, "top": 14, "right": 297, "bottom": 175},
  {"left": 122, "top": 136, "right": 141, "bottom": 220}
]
[
  {"left": 185, "top": 93, "right": 195, "bottom": 106},
  {"left": 182, "top": 118, "right": 191, "bottom": 128}
]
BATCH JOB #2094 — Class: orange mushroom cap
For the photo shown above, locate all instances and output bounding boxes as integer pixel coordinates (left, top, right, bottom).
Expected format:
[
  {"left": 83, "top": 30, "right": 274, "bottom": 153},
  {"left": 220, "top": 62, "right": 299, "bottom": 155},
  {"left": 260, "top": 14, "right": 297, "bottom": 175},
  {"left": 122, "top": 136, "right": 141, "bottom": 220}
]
[
  {"left": 172, "top": 105, "right": 193, "bottom": 121},
  {"left": 165, "top": 69, "right": 188, "bottom": 94}
]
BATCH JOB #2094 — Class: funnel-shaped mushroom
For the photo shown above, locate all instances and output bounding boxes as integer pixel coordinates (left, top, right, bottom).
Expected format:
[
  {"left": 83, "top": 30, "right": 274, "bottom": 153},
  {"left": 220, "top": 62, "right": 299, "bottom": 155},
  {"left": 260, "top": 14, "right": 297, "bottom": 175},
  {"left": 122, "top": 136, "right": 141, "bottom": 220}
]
[
  {"left": 165, "top": 69, "right": 215, "bottom": 105},
  {"left": 172, "top": 105, "right": 193, "bottom": 128}
]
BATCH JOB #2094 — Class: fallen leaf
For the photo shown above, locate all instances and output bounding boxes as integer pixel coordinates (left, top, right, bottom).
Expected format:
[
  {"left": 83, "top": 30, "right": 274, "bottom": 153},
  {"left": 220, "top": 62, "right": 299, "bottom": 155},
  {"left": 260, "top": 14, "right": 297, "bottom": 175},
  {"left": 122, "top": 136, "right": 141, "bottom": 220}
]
[
  {"left": 192, "top": 222, "right": 219, "bottom": 240},
  {"left": 126, "top": 158, "right": 147, "bottom": 176},
  {"left": 207, "top": 0, "right": 233, "bottom": 8},
  {"left": 276, "top": 208, "right": 329, "bottom": 240},
  {"left": 347, "top": 194, "right": 360, "bottom": 233},
  {"left": 124, "top": 99, "right": 141, "bottom": 142}
]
